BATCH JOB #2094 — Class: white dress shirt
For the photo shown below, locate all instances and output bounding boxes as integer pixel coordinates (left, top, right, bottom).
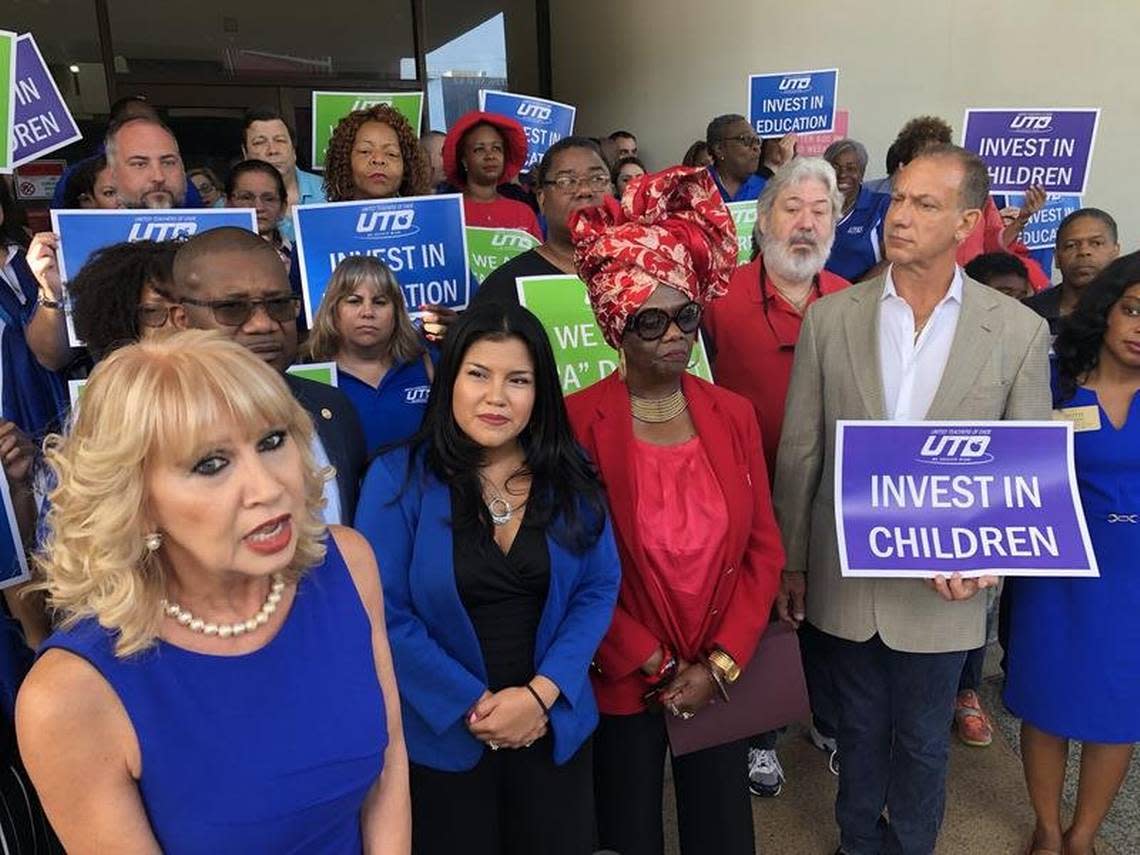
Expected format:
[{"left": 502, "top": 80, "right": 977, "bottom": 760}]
[{"left": 878, "top": 265, "right": 963, "bottom": 420}]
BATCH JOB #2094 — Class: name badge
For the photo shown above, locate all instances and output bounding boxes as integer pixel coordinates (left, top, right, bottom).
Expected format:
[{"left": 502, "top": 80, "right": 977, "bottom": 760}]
[{"left": 1053, "top": 405, "right": 1101, "bottom": 432}]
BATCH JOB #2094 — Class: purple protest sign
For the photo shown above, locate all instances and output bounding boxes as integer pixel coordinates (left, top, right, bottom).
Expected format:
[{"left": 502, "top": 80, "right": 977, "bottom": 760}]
[
  {"left": 11, "top": 33, "right": 82, "bottom": 168},
  {"left": 835, "top": 421, "right": 1097, "bottom": 578},
  {"left": 961, "top": 108, "right": 1099, "bottom": 196}
]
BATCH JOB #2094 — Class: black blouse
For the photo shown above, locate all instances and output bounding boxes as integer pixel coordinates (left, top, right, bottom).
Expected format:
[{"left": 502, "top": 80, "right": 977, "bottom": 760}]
[{"left": 451, "top": 490, "right": 552, "bottom": 691}]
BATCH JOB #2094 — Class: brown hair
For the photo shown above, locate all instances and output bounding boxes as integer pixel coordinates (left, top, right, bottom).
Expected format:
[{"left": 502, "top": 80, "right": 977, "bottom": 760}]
[
  {"left": 911, "top": 142, "right": 991, "bottom": 210},
  {"left": 323, "top": 104, "right": 429, "bottom": 202},
  {"left": 304, "top": 256, "right": 424, "bottom": 364}
]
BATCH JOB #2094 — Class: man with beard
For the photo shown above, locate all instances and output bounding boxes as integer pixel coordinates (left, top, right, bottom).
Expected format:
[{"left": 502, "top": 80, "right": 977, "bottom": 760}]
[
  {"left": 105, "top": 116, "right": 189, "bottom": 209},
  {"left": 702, "top": 158, "right": 850, "bottom": 799}
]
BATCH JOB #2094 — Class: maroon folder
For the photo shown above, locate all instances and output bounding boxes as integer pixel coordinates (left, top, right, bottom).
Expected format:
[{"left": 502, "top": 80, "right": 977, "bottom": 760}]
[{"left": 666, "top": 621, "right": 811, "bottom": 756}]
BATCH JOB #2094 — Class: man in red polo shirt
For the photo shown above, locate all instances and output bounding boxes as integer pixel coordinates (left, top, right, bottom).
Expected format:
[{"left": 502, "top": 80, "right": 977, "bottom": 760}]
[{"left": 704, "top": 156, "right": 849, "bottom": 800}]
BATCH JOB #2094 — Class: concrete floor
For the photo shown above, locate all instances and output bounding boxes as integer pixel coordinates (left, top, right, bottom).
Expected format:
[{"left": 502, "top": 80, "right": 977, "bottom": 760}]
[{"left": 657, "top": 647, "right": 1135, "bottom": 854}]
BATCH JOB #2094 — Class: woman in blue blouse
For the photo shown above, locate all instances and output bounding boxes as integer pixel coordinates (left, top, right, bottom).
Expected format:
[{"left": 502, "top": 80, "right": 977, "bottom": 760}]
[
  {"left": 355, "top": 302, "right": 620, "bottom": 855},
  {"left": 306, "top": 256, "right": 434, "bottom": 455},
  {"left": 1005, "top": 252, "right": 1140, "bottom": 855},
  {"left": 822, "top": 139, "right": 891, "bottom": 283}
]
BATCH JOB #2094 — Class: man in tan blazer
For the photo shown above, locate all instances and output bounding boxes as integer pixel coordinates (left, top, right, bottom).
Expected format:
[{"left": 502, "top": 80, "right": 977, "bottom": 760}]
[{"left": 773, "top": 143, "right": 1050, "bottom": 855}]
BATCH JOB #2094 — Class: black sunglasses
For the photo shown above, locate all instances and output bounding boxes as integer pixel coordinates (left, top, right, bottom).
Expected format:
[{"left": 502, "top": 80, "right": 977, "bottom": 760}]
[
  {"left": 179, "top": 294, "right": 300, "bottom": 327},
  {"left": 625, "top": 301, "right": 702, "bottom": 341}
]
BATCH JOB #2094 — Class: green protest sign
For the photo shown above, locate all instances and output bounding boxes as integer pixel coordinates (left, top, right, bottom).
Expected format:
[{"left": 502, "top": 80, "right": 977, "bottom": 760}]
[
  {"left": 466, "top": 227, "right": 540, "bottom": 283},
  {"left": 0, "top": 31, "right": 16, "bottom": 173},
  {"left": 311, "top": 91, "right": 424, "bottom": 171},
  {"left": 516, "top": 274, "right": 712, "bottom": 394},
  {"left": 69, "top": 363, "right": 339, "bottom": 411},
  {"left": 286, "top": 362, "right": 339, "bottom": 388},
  {"left": 727, "top": 201, "right": 756, "bottom": 265}
]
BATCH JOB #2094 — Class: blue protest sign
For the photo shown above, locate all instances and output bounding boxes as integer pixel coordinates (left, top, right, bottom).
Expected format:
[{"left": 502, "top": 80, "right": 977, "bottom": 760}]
[
  {"left": 962, "top": 109, "right": 1099, "bottom": 196},
  {"left": 293, "top": 194, "right": 471, "bottom": 326},
  {"left": 748, "top": 68, "right": 838, "bottom": 137},
  {"left": 0, "top": 473, "right": 28, "bottom": 590},
  {"left": 835, "top": 421, "right": 1097, "bottom": 578},
  {"left": 11, "top": 33, "right": 82, "bottom": 168},
  {"left": 52, "top": 208, "right": 257, "bottom": 345},
  {"left": 478, "top": 90, "right": 576, "bottom": 172},
  {"left": 1007, "top": 192, "right": 1081, "bottom": 252}
]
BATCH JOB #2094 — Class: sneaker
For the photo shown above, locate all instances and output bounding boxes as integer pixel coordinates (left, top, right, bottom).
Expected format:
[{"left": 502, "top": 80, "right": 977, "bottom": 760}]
[
  {"left": 808, "top": 725, "right": 840, "bottom": 776},
  {"left": 808, "top": 724, "right": 838, "bottom": 755},
  {"left": 747, "top": 747, "right": 784, "bottom": 797},
  {"left": 954, "top": 689, "right": 993, "bottom": 747}
]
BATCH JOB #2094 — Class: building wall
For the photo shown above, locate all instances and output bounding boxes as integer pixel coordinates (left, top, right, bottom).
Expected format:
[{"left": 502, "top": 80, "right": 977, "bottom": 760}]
[{"left": 550, "top": 0, "right": 1139, "bottom": 257}]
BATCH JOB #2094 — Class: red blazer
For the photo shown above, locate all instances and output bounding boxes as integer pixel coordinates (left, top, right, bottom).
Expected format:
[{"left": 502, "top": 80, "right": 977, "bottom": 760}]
[{"left": 566, "top": 371, "right": 786, "bottom": 715}]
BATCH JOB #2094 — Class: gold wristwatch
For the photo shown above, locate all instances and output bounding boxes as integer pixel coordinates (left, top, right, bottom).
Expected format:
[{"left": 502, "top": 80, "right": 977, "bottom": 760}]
[{"left": 706, "top": 649, "right": 741, "bottom": 684}]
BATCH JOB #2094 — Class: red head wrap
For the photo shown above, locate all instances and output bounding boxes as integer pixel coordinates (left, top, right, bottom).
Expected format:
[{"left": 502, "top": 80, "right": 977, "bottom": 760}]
[{"left": 569, "top": 166, "right": 737, "bottom": 349}]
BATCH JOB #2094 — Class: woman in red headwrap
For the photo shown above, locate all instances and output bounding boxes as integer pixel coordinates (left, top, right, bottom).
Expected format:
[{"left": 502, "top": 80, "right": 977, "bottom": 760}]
[
  {"left": 443, "top": 111, "right": 543, "bottom": 240},
  {"left": 565, "top": 166, "right": 785, "bottom": 855}
]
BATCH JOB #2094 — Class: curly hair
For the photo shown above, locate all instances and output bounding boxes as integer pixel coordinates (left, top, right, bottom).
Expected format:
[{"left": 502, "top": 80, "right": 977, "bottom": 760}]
[
  {"left": 323, "top": 104, "right": 429, "bottom": 202},
  {"left": 70, "top": 240, "right": 179, "bottom": 362},
  {"left": 35, "top": 331, "right": 330, "bottom": 657},
  {"left": 1054, "top": 251, "right": 1140, "bottom": 405},
  {"left": 894, "top": 115, "right": 954, "bottom": 164},
  {"left": 304, "top": 255, "right": 423, "bottom": 364}
]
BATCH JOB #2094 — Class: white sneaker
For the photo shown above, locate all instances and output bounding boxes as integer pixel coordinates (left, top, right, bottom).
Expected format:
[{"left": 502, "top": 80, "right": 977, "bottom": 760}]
[
  {"left": 747, "top": 747, "right": 784, "bottom": 797},
  {"left": 808, "top": 725, "right": 840, "bottom": 776}
]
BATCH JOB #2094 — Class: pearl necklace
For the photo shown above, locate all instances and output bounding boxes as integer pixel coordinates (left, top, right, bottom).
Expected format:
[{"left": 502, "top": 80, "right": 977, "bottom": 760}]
[{"left": 162, "top": 574, "right": 285, "bottom": 639}]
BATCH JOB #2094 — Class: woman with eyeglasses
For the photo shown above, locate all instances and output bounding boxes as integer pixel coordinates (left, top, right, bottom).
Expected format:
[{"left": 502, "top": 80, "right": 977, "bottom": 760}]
[
  {"left": 442, "top": 111, "right": 542, "bottom": 239},
  {"left": 227, "top": 159, "right": 292, "bottom": 274},
  {"left": 70, "top": 240, "right": 182, "bottom": 363},
  {"left": 565, "top": 167, "right": 785, "bottom": 855},
  {"left": 471, "top": 137, "right": 613, "bottom": 310},
  {"left": 706, "top": 114, "right": 766, "bottom": 203}
]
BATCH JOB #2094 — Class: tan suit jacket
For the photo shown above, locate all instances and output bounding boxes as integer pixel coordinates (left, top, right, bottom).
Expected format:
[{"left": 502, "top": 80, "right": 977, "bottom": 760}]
[{"left": 772, "top": 272, "right": 1051, "bottom": 653}]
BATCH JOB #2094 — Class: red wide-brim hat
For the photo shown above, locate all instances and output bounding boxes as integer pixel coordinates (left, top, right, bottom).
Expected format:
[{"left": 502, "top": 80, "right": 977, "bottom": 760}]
[{"left": 442, "top": 110, "right": 530, "bottom": 189}]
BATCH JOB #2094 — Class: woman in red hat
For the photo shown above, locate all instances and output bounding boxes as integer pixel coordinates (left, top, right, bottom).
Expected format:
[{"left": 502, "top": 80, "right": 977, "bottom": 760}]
[{"left": 443, "top": 111, "right": 543, "bottom": 240}]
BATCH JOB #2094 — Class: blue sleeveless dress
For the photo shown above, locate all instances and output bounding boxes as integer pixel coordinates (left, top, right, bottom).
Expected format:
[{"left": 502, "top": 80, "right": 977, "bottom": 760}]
[
  {"left": 1004, "top": 386, "right": 1140, "bottom": 743},
  {"left": 41, "top": 538, "right": 387, "bottom": 853}
]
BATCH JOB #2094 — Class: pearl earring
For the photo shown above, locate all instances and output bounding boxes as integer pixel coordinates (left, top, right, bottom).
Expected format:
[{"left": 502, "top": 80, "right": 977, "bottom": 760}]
[{"left": 145, "top": 532, "right": 163, "bottom": 552}]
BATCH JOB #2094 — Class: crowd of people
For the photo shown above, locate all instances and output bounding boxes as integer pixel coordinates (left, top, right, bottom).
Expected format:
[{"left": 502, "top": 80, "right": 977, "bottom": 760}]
[{"left": 0, "top": 86, "right": 1134, "bottom": 855}]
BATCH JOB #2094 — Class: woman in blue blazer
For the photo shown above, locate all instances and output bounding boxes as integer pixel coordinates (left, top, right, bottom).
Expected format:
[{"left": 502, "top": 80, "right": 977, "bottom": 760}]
[{"left": 355, "top": 302, "right": 620, "bottom": 855}]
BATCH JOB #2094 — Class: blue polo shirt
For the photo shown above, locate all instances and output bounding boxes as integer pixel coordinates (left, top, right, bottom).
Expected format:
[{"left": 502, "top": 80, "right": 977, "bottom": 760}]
[
  {"left": 825, "top": 186, "right": 891, "bottom": 282},
  {"left": 708, "top": 166, "right": 767, "bottom": 203},
  {"left": 338, "top": 355, "right": 434, "bottom": 455},
  {"left": 279, "top": 168, "right": 327, "bottom": 242}
]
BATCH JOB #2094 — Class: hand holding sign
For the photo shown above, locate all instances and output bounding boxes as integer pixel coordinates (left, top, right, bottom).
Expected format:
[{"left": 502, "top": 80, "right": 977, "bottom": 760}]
[
  {"left": 927, "top": 573, "right": 998, "bottom": 602},
  {"left": 26, "top": 231, "right": 62, "bottom": 301}
]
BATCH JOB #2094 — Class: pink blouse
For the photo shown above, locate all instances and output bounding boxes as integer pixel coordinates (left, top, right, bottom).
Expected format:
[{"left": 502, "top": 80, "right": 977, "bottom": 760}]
[{"left": 632, "top": 435, "right": 729, "bottom": 660}]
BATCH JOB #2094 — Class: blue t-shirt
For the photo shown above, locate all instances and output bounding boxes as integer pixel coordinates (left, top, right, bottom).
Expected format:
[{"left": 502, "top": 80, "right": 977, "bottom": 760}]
[
  {"left": 708, "top": 166, "right": 767, "bottom": 203},
  {"left": 339, "top": 355, "right": 433, "bottom": 455},
  {"left": 825, "top": 186, "right": 891, "bottom": 282}
]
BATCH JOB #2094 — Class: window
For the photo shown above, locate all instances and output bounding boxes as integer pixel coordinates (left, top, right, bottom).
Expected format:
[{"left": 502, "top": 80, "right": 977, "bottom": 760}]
[{"left": 107, "top": 0, "right": 416, "bottom": 83}]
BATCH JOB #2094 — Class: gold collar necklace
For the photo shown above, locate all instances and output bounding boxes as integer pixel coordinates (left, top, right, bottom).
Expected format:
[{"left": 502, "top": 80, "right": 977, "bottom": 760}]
[{"left": 630, "top": 389, "right": 688, "bottom": 423}]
